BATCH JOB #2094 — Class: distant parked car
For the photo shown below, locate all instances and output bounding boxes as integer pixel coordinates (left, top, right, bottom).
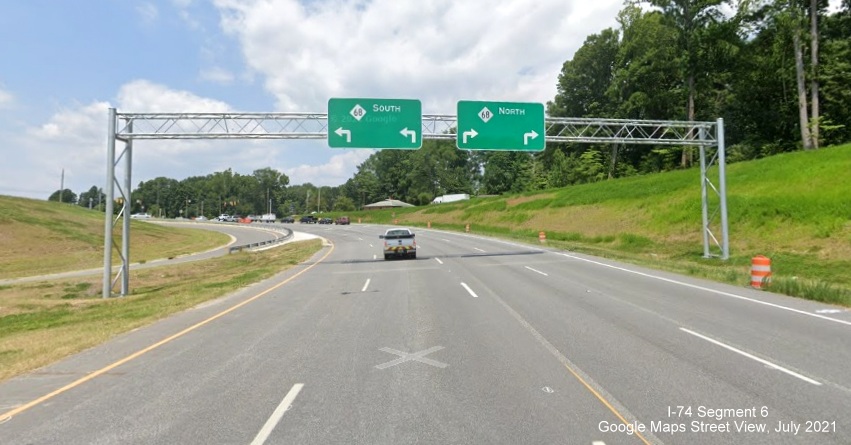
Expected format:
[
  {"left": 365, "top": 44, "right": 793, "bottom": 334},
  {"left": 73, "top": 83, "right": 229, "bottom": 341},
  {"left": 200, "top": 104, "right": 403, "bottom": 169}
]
[
  {"left": 334, "top": 216, "right": 350, "bottom": 225},
  {"left": 130, "top": 213, "right": 151, "bottom": 219},
  {"left": 318, "top": 217, "right": 333, "bottom": 224},
  {"left": 300, "top": 215, "right": 316, "bottom": 224},
  {"left": 216, "top": 214, "right": 230, "bottom": 221},
  {"left": 280, "top": 216, "right": 295, "bottom": 223},
  {"left": 195, "top": 215, "right": 208, "bottom": 221}
]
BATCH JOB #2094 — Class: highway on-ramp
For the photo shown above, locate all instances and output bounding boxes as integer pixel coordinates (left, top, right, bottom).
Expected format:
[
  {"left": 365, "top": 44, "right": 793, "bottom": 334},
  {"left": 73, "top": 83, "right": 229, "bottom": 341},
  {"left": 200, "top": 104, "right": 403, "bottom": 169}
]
[{"left": 1, "top": 223, "right": 849, "bottom": 444}]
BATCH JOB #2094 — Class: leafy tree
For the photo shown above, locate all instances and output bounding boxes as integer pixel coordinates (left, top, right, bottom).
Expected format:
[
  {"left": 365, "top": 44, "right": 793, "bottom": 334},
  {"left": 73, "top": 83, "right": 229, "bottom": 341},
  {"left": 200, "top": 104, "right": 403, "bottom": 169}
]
[
  {"left": 49, "top": 189, "right": 77, "bottom": 204},
  {"left": 547, "top": 149, "right": 573, "bottom": 188},
  {"left": 818, "top": 1, "right": 851, "bottom": 144},
  {"left": 641, "top": 0, "right": 734, "bottom": 165},
  {"left": 333, "top": 195, "right": 356, "bottom": 211},
  {"left": 480, "top": 152, "right": 534, "bottom": 194},
  {"left": 549, "top": 28, "right": 620, "bottom": 118},
  {"left": 609, "top": 7, "right": 682, "bottom": 120},
  {"left": 77, "top": 185, "right": 104, "bottom": 210}
]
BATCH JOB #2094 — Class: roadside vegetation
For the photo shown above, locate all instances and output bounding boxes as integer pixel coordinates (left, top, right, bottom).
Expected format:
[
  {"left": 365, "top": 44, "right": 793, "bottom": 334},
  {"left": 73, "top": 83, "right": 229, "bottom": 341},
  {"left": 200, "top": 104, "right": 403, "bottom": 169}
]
[
  {"left": 343, "top": 144, "right": 851, "bottom": 306},
  {"left": 0, "top": 239, "right": 322, "bottom": 382},
  {"left": 0, "top": 195, "right": 230, "bottom": 279}
]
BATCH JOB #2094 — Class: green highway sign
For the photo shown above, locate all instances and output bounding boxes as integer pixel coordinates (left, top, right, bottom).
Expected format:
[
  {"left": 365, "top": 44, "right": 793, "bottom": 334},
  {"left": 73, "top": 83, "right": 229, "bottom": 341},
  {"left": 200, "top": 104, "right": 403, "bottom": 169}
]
[
  {"left": 456, "top": 101, "right": 545, "bottom": 151},
  {"left": 328, "top": 98, "right": 422, "bottom": 149}
]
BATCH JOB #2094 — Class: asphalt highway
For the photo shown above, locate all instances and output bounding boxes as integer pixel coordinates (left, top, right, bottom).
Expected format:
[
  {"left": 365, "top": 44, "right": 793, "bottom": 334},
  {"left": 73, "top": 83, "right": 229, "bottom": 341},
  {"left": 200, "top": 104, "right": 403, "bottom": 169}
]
[{"left": 1, "top": 223, "right": 848, "bottom": 444}]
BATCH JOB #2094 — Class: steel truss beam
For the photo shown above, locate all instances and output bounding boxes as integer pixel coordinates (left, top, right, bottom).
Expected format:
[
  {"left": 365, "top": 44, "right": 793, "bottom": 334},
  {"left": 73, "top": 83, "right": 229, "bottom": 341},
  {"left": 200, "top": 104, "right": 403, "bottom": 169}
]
[
  {"left": 115, "top": 113, "right": 717, "bottom": 147},
  {"left": 104, "top": 110, "right": 728, "bottom": 297}
]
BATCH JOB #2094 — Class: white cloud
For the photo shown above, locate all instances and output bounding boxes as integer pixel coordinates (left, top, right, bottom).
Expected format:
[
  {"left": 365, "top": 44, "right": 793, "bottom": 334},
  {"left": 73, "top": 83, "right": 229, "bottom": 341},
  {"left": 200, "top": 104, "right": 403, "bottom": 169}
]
[
  {"left": 136, "top": 2, "right": 159, "bottom": 23},
  {"left": 213, "top": 0, "right": 622, "bottom": 112},
  {"left": 199, "top": 66, "right": 235, "bottom": 84},
  {"left": 0, "top": 85, "right": 13, "bottom": 108},
  {"left": 2, "top": 80, "right": 363, "bottom": 199},
  {"left": 284, "top": 150, "right": 374, "bottom": 186},
  {"left": 4, "top": 80, "right": 235, "bottom": 199},
  {"left": 117, "top": 79, "right": 230, "bottom": 112},
  {"left": 6, "top": 101, "right": 112, "bottom": 198}
]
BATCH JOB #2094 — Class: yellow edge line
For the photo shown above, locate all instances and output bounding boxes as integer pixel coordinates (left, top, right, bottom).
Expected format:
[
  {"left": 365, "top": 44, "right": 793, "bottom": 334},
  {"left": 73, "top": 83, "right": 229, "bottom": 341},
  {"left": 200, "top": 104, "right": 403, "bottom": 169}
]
[
  {"left": 562, "top": 363, "right": 653, "bottom": 445},
  {"left": 0, "top": 241, "right": 335, "bottom": 422}
]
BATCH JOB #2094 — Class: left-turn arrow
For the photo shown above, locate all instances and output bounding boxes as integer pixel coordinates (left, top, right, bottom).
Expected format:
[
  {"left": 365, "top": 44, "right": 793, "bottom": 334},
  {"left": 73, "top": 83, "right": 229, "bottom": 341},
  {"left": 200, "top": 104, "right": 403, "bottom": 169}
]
[
  {"left": 400, "top": 128, "right": 417, "bottom": 143},
  {"left": 335, "top": 127, "right": 351, "bottom": 143}
]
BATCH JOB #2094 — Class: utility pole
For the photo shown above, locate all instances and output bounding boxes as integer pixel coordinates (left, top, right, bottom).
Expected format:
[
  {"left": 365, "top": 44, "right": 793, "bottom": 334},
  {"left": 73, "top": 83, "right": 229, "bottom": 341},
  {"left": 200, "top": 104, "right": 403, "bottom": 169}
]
[
  {"left": 59, "top": 169, "right": 64, "bottom": 203},
  {"left": 317, "top": 187, "right": 321, "bottom": 213}
]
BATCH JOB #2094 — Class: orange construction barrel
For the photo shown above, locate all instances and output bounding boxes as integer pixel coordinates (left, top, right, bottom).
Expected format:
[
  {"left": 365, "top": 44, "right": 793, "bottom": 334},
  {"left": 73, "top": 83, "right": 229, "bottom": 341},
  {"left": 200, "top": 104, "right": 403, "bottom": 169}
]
[
  {"left": 465, "top": 224, "right": 470, "bottom": 233},
  {"left": 539, "top": 231, "right": 547, "bottom": 243},
  {"left": 427, "top": 221, "right": 431, "bottom": 228},
  {"left": 751, "top": 256, "right": 772, "bottom": 289}
]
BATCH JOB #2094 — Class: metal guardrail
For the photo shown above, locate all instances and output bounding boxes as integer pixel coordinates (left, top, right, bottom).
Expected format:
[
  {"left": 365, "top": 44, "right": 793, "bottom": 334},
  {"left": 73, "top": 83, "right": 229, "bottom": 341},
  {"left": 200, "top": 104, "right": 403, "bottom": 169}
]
[{"left": 228, "top": 225, "right": 294, "bottom": 253}]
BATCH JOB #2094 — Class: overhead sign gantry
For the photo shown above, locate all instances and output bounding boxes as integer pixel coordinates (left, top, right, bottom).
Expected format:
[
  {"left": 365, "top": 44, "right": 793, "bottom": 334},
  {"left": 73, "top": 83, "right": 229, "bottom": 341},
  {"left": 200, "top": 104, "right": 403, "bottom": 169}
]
[{"left": 104, "top": 108, "right": 728, "bottom": 298}]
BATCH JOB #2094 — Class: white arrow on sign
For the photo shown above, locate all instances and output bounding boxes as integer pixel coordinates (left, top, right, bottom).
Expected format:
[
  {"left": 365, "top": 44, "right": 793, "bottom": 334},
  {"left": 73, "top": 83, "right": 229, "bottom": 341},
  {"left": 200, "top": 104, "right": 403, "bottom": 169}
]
[
  {"left": 523, "top": 130, "right": 539, "bottom": 145},
  {"left": 335, "top": 127, "right": 351, "bottom": 143},
  {"left": 462, "top": 129, "right": 478, "bottom": 144},
  {"left": 400, "top": 128, "right": 417, "bottom": 143}
]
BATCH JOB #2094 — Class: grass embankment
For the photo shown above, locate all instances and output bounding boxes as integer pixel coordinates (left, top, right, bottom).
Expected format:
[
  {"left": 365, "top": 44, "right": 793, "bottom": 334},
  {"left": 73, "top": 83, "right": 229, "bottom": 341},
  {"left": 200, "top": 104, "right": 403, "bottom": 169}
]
[
  {"left": 0, "top": 196, "right": 230, "bottom": 279},
  {"left": 347, "top": 144, "right": 851, "bottom": 305},
  {"left": 0, "top": 239, "right": 322, "bottom": 382}
]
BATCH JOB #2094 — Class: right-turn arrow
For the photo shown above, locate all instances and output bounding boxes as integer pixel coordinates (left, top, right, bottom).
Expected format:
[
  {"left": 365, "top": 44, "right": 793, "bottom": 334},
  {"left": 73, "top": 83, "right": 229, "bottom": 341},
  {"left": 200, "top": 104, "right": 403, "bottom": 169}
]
[
  {"left": 523, "top": 130, "right": 539, "bottom": 145},
  {"left": 462, "top": 129, "right": 478, "bottom": 144}
]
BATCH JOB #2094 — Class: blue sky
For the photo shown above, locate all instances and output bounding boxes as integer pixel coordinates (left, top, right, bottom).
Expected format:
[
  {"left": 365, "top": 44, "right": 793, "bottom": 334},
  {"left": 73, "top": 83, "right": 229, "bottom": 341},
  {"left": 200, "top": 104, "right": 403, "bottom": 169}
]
[{"left": 0, "top": 0, "right": 627, "bottom": 199}]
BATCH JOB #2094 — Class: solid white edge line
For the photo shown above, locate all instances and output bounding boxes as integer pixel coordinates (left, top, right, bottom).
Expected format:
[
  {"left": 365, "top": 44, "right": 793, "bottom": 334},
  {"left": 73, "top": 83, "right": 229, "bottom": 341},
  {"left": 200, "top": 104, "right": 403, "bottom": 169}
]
[
  {"left": 460, "top": 282, "right": 479, "bottom": 298},
  {"left": 250, "top": 383, "right": 305, "bottom": 445},
  {"left": 560, "top": 253, "right": 851, "bottom": 327},
  {"left": 373, "top": 254, "right": 376, "bottom": 260},
  {"left": 679, "top": 328, "right": 821, "bottom": 386},
  {"left": 474, "top": 247, "right": 485, "bottom": 252},
  {"left": 362, "top": 278, "right": 371, "bottom": 292},
  {"left": 435, "top": 258, "right": 443, "bottom": 264},
  {"left": 524, "top": 266, "right": 548, "bottom": 276},
  {"left": 592, "top": 441, "right": 606, "bottom": 445}
]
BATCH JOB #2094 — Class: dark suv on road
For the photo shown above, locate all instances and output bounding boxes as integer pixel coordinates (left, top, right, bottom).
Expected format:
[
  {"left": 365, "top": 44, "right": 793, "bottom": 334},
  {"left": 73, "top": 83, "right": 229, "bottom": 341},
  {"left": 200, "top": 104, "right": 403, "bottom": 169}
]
[
  {"left": 299, "top": 215, "right": 316, "bottom": 224},
  {"left": 280, "top": 216, "right": 295, "bottom": 223}
]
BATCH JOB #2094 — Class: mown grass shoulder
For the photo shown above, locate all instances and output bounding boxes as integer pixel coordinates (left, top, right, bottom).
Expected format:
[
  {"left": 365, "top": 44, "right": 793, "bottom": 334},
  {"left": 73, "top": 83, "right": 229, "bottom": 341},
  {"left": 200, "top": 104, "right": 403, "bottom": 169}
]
[{"left": 0, "top": 240, "right": 323, "bottom": 382}]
